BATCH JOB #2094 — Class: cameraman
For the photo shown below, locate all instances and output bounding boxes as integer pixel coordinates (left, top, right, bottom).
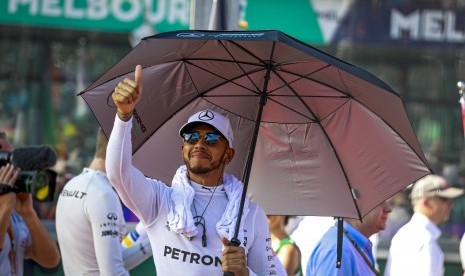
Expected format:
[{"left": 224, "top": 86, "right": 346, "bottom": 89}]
[{"left": 0, "top": 131, "right": 60, "bottom": 275}]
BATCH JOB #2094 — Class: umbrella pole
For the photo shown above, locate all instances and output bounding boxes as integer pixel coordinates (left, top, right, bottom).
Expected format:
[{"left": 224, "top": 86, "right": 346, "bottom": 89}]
[
  {"left": 224, "top": 92, "right": 267, "bottom": 276},
  {"left": 223, "top": 62, "right": 272, "bottom": 276},
  {"left": 336, "top": 217, "right": 343, "bottom": 268},
  {"left": 229, "top": 91, "right": 268, "bottom": 248}
]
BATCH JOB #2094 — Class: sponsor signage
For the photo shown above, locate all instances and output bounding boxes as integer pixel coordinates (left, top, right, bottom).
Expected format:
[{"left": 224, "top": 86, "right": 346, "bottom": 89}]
[
  {"left": 1, "top": 0, "right": 463, "bottom": 46},
  {"left": 0, "top": 0, "right": 189, "bottom": 33},
  {"left": 331, "top": 4, "right": 465, "bottom": 46},
  {"left": 246, "top": 0, "right": 465, "bottom": 46},
  {"left": 390, "top": 8, "right": 465, "bottom": 43}
]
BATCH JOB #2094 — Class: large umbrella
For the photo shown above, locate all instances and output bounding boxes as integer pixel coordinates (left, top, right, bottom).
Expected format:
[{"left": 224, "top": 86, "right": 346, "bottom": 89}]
[{"left": 79, "top": 29, "right": 430, "bottom": 239}]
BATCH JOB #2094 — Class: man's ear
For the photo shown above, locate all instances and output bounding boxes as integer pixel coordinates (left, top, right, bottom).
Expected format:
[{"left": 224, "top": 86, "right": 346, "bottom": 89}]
[
  {"left": 224, "top": 148, "right": 235, "bottom": 164},
  {"left": 422, "top": 198, "right": 432, "bottom": 208}
]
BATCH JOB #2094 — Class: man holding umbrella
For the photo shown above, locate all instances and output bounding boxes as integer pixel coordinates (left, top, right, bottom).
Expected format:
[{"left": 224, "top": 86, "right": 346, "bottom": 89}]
[
  {"left": 307, "top": 200, "right": 392, "bottom": 275},
  {"left": 106, "top": 65, "right": 276, "bottom": 275}
]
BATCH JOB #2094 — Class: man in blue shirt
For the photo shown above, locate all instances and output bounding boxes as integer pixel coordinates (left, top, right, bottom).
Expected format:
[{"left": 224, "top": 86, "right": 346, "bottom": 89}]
[{"left": 307, "top": 200, "right": 392, "bottom": 275}]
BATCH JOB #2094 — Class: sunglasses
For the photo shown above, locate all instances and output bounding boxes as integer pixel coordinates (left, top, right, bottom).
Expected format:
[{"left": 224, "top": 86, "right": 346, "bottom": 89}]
[{"left": 183, "top": 131, "right": 222, "bottom": 146}]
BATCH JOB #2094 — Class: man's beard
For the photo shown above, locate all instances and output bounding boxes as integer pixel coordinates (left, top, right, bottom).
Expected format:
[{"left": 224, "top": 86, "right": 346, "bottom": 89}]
[
  {"left": 186, "top": 158, "right": 223, "bottom": 175},
  {"left": 185, "top": 150, "right": 226, "bottom": 175}
]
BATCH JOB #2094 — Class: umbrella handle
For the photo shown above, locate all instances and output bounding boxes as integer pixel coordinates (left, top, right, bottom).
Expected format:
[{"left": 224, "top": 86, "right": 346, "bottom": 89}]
[{"left": 223, "top": 238, "right": 241, "bottom": 276}]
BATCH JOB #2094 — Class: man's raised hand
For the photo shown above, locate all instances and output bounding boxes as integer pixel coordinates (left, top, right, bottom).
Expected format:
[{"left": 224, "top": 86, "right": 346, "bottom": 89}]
[{"left": 112, "top": 65, "right": 143, "bottom": 121}]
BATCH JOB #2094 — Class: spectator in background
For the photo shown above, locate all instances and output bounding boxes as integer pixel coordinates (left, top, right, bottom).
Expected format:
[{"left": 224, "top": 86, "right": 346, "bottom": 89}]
[
  {"left": 56, "top": 128, "right": 129, "bottom": 275},
  {"left": 0, "top": 131, "right": 61, "bottom": 275},
  {"left": 291, "top": 216, "right": 335, "bottom": 275},
  {"left": 460, "top": 233, "right": 465, "bottom": 276},
  {"left": 268, "top": 215, "right": 303, "bottom": 276},
  {"left": 385, "top": 174, "right": 464, "bottom": 276},
  {"left": 378, "top": 189, "right": 412, "bottom": 244},
  {"left": 307, "top": 200, "right": 392, "bottom": 276}
]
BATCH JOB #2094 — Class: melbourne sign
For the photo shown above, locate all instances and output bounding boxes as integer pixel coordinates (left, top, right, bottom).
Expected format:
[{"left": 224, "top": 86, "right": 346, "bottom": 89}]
[
  {"left": 330, "top": 4, "right": 465, "bottom": 46},
  {"left": 390, "top": 8, "right": 465, "bottom": 43},
  {"left": 0, "top": 0, "right": 189, "bottom": 32}
]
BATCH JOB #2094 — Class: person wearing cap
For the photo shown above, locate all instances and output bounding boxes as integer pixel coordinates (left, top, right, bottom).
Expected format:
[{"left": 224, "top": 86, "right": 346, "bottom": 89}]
[
  {"left": 106, "top": 65, "right": 276, "bottom": 275},
  {"left": 384, "top": 174, "right": 464, "bottom": 276}
]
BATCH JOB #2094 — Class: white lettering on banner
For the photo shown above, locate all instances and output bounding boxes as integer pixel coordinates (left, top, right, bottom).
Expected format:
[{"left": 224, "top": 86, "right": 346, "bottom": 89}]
[
  {"left": 9, "top": 0, "right": 38, "bottom": 14},
  {"left": 146, "top": 0, "right": 165, "bottom": 23},
  {"left": 390, "top": 8, "right": 465, "bottom": 42},
  {"left": 145, "top": 0, "right": 188, "bottom": 25},
  {"left": 390, "top": 9, "right": 419, "bottom": 39},
  {"left": 423, "top": 10, "right": 442, "bottom": 41},
  {"left": 65, "top": 0, "right": 84, "bottom": 18},
  {"left": 42, "top": 0, "right": 61, "bottom": 16},
  {"left": 88, "top": 0, "right": 106, "bottom": 20},
  {"left": 112, "top": 0, "right": 140, "bottom": 22},
  {"left": 445, "top": 12, "right": 464, "bottom": 42},
  {"left": 65, "top": 1, "right": 84, "bottom": 19},
  {"left": 168, "top": 0, "right": 188, "bottom": 25},
  {"left": 7, "top": 0, "right": 189, "bottom": 25}
]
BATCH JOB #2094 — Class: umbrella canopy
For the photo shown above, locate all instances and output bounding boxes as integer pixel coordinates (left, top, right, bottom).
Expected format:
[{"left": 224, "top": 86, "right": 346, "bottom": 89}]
[{"left": 79, "top": 30, "right": 431, "bottom": 220}]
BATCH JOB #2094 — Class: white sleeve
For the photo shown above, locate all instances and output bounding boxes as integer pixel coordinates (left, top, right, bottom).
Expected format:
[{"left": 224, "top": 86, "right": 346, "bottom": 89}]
[
  {"left": 460, "top": 233, "right": 465, "bottom": 270},
  {"left": 122, "top": 238, "right": 152, "bottom": 270},
  {"left": 106, "top": 115, "right": 165, "bottom": 225},
  {"left": 86, "top": 188, "right": 128, "bottom": 276},
  {"left": 246, "top": 205, "right": 277, "bottom": 275},
  {"left": 121, "top": 221, "right": 152, "bottom": 270},
  {"left": 0, "top": 235, "right": 12, "bottom": 275}
]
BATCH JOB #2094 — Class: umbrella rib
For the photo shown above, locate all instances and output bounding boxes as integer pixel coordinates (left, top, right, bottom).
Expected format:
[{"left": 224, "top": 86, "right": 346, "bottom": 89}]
[
  {"left": 209, "top": 39, "right": 288, "bottom": 95},
  {"left": 264, "top": 97, "right": 317, "bottom": 122},
  {"left": 267, "top": 95, "right": 348, "bottom": 98},
  {"left": 188, "top": 39, "right": 362, "bottom": 219},
  {"left": 268, "top": 61, "right": 429, "bottom": 177},
  {"left": 225, "top": 40, "right": 271, "bottom": 67},
  {"left": 275, "top": 66, "right": 427, "bottom": 172},
  {"left": 267, "top": 65, "right": 348, "bottom": 96},
  {"left": 271, "top": 67, "right": 363, "bottom": 220},
  {"left": 185, "top": 57, "right": 264, "bottom": 67},
  {"left": 185, "top": 38, "right": 275, "bottom": 96},
  {"left": 217, "top": 40, "right": 265, "bottom": 93},
  {"left": 183, "top": 59, "right": 263, "bottom": 96},
  {"left": 333, "top": 67, "right": 431, "bottom": 170}
]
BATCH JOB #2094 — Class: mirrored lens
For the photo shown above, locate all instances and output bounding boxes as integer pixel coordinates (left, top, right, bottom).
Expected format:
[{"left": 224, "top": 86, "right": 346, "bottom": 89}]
[
  {"left": 203, "top": 133, "right": 220, "bottom": 146},
  {"left": 184, "top": 132, "right": 200, "bottom": 144},
  {"left": 183, "top": 132, "right": 220, "bottom": 146}
]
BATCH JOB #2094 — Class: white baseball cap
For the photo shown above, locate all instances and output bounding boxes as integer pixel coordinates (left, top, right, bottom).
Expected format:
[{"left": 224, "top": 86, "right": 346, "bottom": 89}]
[
  {"left": 410, "top": 174, "right": 464, "bottom": 203},
  {"left": 179, "top": 109, "right": 234, "bottom": 148}
]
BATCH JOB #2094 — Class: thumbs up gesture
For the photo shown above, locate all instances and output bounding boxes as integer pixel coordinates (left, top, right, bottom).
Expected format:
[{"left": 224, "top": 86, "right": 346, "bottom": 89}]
[{"left": 112, "top": 65, "right": 143, "bottom": 121}]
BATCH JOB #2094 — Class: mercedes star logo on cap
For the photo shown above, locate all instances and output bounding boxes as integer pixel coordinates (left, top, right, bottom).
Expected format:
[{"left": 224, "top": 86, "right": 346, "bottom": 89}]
[{"left": 198, "top": 110, "right": 214, "bottom": 121}]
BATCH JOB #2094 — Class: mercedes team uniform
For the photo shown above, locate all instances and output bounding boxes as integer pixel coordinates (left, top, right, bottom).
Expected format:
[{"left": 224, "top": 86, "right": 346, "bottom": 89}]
[{"left": 106, "top": 115, "right": 276, "bottom": 276}]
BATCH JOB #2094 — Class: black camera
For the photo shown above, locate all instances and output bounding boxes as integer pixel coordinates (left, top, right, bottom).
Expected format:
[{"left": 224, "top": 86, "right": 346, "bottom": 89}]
[{"left": 0, "top": 146, "right": 57, "bottom": 202}]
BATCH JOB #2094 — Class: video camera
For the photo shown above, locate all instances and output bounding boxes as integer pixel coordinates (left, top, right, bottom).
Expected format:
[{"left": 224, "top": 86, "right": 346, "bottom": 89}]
[{"left": 0, "top": 146, "right": 58, "bottom": 202}]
